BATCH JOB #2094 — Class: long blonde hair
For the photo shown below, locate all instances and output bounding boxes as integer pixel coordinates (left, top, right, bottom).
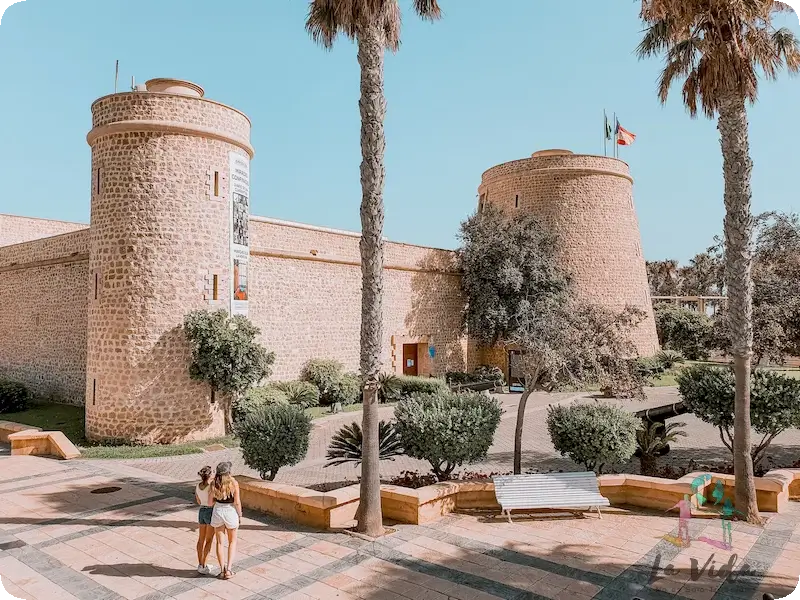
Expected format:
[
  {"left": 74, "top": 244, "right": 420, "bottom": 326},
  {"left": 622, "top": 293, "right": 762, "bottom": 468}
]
[{"left": 213, "top": 473, "right": 236, "bottom": 500}]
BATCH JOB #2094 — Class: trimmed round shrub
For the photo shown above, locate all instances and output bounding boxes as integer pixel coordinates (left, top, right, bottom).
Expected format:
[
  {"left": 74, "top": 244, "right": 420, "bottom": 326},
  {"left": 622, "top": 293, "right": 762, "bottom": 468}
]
[
  {"left": 0, "top": 380, "right": 32, "bottom": 414},
  {"left": 232, "top": 386, "right": 287, "bottom": 424},
  {"left": 274, "top": 381, "right": 320, "bottom": 408},
  {"left": 329, "top": 373, "right": 362, "bottom": 406},
  {"left": 391, "top": 375, "right": 447, "bottom": 400},
  {"left": 395, "top": 390, "right": 502, "bottom": 481},
  {"left": 546, "top": 402, "right": 639, "bottom": 473},
  {"left": 236, "top": 403, "right": 312, "bottom": 481},
  {"left": 300, "top": 359, "right": 344, "bottom": 397}
]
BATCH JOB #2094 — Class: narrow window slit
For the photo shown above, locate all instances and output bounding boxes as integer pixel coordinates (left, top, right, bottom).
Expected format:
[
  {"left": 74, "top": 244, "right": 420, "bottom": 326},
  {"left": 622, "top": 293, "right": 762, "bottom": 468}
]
[
  {"left": 213, "top": 171, "right": 220, "bottom": 197},
  {"left": 212, "top": 274, "right": 219, "bottom": 300},
  {"left": 92, "top": 379, "right": 96, "bottom": 406}
]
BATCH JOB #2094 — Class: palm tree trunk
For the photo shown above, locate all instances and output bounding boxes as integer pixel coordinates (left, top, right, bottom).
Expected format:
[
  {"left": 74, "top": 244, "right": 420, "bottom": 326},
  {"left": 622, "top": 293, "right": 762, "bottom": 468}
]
[
  {"left": 354, "top": 23, "right": 386, "bottom": 537},
  {"left": 718, "top": 93, "right": 759, "bottom": 524}
]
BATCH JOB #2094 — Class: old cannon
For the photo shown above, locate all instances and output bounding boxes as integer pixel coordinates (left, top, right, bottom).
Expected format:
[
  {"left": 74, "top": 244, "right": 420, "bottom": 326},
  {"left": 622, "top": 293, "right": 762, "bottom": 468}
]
[
  {"left": 633, "top": 401, "right": 687, "bottom": 457},
  {"left": 449, "top": 380, "right": 501, "bottom": 394}
]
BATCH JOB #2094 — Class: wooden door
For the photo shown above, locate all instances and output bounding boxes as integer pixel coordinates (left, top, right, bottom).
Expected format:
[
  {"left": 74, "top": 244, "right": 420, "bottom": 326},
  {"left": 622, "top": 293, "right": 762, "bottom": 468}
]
[
  {"left": 508, "top": 350, "right": 524, "bottom": 387},
  {"left": 402, "top": 344, "right": 418, "bottom": 376}
]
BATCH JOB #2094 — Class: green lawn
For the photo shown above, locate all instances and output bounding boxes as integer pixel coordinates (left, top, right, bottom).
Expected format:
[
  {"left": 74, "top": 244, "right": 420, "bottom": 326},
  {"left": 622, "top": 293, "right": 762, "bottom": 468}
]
[
  {"left": 2, "top": 400, "right": 370, "bottom": 460},
  {"left": 2, "top": 403, "right": 86, "bottom": 445},
  {"left": 2, "top": 403, "right": 240, "bottom": 459}
]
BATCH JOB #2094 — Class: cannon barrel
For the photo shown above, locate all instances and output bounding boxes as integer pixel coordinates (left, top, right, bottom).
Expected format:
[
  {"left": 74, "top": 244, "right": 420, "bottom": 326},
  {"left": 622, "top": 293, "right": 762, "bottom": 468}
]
[
  {"left": 450, "top": 381, "right": 499, "bottom": 393},
  {"left": 634, "top": 401, "right": 687, "bottom": 423}
]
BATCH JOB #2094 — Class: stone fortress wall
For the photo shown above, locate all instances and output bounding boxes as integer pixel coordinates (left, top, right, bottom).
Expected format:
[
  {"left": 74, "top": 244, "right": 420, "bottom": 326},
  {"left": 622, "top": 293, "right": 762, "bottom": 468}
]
[
  {"left": 0, "top": 228, "right": 90, "bottom": 405},
  {"left": 0, "top": 79, "right": 658, "bottom": 443},
  {"left": 478, "top": 149, "right": 659, "bottom": 362},
  {"left": 0, "top": 213, "right": 88, "bottom": 248}
]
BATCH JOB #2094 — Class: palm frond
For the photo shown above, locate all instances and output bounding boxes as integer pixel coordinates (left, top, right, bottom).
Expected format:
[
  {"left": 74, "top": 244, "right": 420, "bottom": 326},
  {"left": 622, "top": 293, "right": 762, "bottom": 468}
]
[
  {"left": 637, "top": 19, "right": 674, "bottom": 58},
  {"left": 412, "top": 0, "right": 442, "bottom": 20},
  {"left": 772, "top": 27, "right": 800, "bottom": 73},
  {"left": 638, "top": 0, "right": 797, "bottom": 117},
  {"left": 306, "top": 0, "right": 339, "bottom": 49},
  {"left": 325, "top": 420, "right": 403, "bottom": 467}
]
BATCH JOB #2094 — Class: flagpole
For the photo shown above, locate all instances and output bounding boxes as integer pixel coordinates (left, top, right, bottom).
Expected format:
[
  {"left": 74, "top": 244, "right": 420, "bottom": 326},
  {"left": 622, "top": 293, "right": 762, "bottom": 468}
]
[
  {"left": 613, "top": 112, "right": 617, "bottom": 158},
  {"left": 603, "top": 110, "right": 607, "bottom": 157}
]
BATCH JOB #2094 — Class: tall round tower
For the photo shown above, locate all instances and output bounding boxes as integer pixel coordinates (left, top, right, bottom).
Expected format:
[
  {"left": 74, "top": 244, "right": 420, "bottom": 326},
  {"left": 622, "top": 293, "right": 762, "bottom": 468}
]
[
  {"left": 85, "top": 78, "right": 254, "bottom": 443},
  {"left": 478, "top": 150, "right": 659, "bottom": 356}
]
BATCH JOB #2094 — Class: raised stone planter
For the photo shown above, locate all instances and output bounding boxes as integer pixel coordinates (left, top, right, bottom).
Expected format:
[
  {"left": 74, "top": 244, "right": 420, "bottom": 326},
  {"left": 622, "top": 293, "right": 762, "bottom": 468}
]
[
  {"left": 236, "top": 469, "right": 800, "bottom": 530},
  {"left": 8, "top": 430, "right": 80, "bottom": 460},
  {"left": 0, "top": 420, "right": 42, "bottom": 443},
  {"left": 236, "top": 476, "right": 360, "bottom": 530}
]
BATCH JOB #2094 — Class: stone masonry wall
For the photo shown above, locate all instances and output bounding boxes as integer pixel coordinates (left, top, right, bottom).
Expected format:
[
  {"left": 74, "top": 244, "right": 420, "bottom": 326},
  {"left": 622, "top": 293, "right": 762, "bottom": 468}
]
[
  {"left": 84, "top": 91, "right": 251, "bottom": 443},
  {"left": 479, "top": 152, "right": 660, "bottom": 357},
  {"left": 0, "top": 214, "right": 87, "bottom": 248},
  {"left": 248, "top": 218, "right": 469, "bottom": 380},
  {"left": 0, "top": 230, "right": 89, "bottom": 404}
]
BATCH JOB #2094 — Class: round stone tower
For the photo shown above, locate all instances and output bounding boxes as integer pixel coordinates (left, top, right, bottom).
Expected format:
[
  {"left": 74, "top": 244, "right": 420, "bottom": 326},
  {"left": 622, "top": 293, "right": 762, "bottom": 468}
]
[
  {"left": 85, "top": 78, "right": 254, "bottom": 443},
  {"left": 478, "top": 150, "right": 659, "bottom": 356}
]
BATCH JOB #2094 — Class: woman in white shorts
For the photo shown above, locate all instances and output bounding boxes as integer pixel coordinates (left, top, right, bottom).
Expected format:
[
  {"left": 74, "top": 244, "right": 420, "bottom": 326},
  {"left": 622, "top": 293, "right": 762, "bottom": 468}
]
[{"left": 209, "top": 461, "right": 242, "bottom": 580}]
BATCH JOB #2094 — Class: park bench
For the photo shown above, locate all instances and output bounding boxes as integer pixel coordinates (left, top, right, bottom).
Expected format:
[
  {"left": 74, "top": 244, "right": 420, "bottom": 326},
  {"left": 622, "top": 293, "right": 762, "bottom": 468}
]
[{"left": 493, "top": 472, "right": 610, "bottom": 523}]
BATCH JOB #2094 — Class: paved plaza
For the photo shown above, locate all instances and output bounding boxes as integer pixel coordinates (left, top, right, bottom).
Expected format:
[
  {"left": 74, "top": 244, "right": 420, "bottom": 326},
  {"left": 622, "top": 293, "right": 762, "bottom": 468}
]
[
  {"left": 2, "top": 387, "right": 800, "bottom": 599},
  {"left": 102, "top": 388, "right": 800, "bottom": 489},
  {"left": 1, "top": 454, "right": 800, "bottom": 600}
]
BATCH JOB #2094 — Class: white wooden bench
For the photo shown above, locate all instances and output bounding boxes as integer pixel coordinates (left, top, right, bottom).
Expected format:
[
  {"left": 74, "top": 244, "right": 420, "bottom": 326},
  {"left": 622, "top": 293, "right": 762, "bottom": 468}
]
[{"left": 493, "top": 472, "right": 610, "bottom": 523}]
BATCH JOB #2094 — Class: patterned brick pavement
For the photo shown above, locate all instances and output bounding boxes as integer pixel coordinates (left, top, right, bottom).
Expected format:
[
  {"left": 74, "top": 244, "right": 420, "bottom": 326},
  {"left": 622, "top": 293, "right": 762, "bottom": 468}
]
[
  {"left": 102, "top": 388, "right": 800, "bottom": 488},
  {"left": 1, "top": 454, "right": 799, "bottom": 599}
]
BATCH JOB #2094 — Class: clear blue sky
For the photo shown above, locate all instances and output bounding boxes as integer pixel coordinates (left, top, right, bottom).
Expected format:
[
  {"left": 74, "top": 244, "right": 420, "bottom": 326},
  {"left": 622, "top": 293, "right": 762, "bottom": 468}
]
[{"left": 1, "top": 0, "right": 798, "bottom": 263}]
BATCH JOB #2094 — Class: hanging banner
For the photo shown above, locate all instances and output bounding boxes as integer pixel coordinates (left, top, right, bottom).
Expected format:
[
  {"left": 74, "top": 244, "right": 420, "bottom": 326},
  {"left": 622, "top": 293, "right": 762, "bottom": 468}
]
[{"left": 229, "top": 152, "right": 250, "bottom": 316}]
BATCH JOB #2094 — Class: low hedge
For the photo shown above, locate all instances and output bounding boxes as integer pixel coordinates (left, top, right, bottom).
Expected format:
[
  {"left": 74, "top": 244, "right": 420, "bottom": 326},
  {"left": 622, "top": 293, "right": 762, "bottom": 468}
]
[{"left": 0, "top": 380, "right": 32, "bottom": 414}]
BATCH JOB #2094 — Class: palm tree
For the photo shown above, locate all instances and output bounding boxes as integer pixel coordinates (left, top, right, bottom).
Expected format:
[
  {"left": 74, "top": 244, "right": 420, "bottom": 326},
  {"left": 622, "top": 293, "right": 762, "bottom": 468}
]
[
  {"left": 637, "top": 0, "right": 799, "bottom": 522},
  {"left": 306, "top": 0, "right": 442, "bottom": 536},
  {"left": 646, "top": 259, "right": 682, "bottom": 296},
  {"left": 636, "top": 421, "right": 687, "bottom": 476}
]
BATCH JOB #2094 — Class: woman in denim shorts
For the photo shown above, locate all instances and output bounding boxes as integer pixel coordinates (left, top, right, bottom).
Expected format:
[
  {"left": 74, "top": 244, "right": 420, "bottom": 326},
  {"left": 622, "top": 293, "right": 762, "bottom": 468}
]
[{"left": 195, "top": 466, "right": 217, "bottom": 575}]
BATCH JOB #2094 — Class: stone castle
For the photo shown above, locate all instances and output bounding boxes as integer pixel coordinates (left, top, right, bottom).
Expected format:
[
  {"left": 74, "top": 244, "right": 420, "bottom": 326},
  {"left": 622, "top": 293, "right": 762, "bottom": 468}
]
[{"left": 0, "top": 78, "right": 658, "bottom": 443}]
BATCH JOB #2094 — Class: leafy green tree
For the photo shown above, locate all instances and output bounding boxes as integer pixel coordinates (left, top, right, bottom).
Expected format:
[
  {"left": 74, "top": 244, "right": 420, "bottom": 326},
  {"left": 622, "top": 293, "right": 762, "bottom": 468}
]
[
  {"left": 306, "top": 0, "right": 443, "bottom": 537},
  {"left": 637, "top": 0, "right": 800, "bottom": 522},
  {"left": 677, "top": 364, "right": 800, "bottom": 468},
  {"left": 713, "top": 212, "right": 800, "bottom": 365},
  {"left": 458, "top": 206, "right": 645, "bottom": 474},
  {"left": 653, "top": 302, "right": 714, "bottom": 360},
  {"left": 183, "top": 309, "right": 275, "bottom": 434}
]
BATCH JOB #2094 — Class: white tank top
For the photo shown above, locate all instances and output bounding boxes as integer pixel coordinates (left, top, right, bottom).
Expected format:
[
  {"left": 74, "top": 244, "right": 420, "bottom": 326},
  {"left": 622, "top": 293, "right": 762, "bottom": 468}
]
[{"left": 196, "top": 483, "right": 212, "bottom": 507}]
